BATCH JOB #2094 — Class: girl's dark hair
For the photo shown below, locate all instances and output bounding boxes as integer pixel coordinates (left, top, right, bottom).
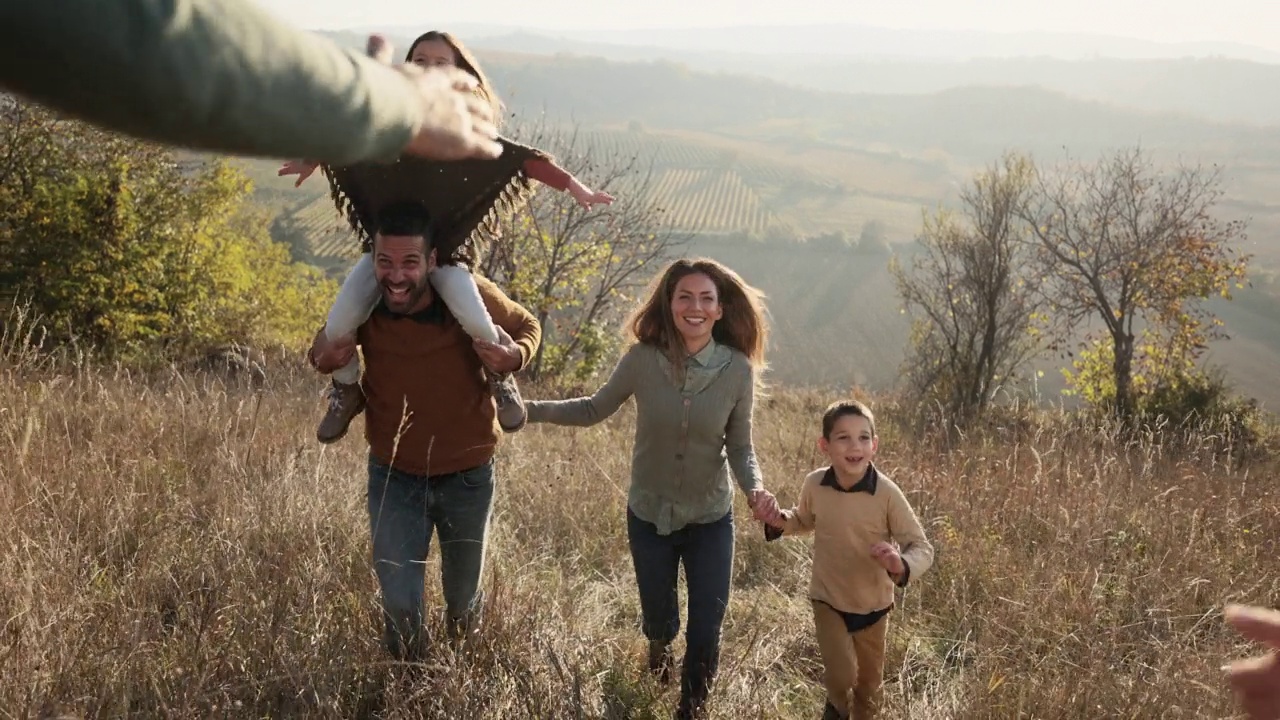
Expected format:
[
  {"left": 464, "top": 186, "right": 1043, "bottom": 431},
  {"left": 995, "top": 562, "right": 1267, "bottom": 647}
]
[{"left": 405, "top": 31, "right": 504, "bottom": 127}]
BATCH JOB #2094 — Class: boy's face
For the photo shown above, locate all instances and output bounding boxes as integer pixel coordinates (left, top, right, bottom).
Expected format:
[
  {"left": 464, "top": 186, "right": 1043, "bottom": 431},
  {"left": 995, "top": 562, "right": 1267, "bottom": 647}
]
[{"left": 819, "top": 413, "right": 878, "bottom": 479}]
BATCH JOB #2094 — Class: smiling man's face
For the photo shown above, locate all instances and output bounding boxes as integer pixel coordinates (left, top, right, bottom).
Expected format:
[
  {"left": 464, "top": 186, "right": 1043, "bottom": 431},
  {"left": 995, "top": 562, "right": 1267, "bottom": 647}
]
[{"left": 372, "top": 232, "right": 437, "bottom": 314}]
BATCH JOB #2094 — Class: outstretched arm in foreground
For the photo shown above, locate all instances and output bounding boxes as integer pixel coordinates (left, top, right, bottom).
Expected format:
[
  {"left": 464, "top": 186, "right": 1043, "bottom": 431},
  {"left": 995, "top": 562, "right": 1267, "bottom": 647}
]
[
  {"left": 1, "top": 3, "right": 499, "bottom": 164},
  {"left": 1225, "top": 604, "right": 1280, "bottom": 720}
]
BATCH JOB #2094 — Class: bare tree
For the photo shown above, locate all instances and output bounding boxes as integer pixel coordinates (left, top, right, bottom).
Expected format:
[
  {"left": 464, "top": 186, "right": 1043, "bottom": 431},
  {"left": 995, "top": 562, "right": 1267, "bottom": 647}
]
[
  {"left": 1017, "top": 147, "right": 1250, "bottom": 418},
  {"left": 890, "top": 152, "right": 1047, "bottom": 421},
  {"left": 477, "top": 117, "right": 689, "bottom": 381}
]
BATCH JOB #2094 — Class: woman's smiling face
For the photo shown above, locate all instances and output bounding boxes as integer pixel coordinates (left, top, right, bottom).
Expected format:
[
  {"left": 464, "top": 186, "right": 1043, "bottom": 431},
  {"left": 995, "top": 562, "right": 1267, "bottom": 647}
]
[{"left": 670, "top": 272, "right": 723, "bottom": 348}]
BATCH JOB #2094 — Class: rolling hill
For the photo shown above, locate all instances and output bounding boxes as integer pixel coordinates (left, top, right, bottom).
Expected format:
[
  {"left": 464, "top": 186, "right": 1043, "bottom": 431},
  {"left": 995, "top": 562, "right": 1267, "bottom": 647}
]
[
  {"left": 466, "top": 32, "right": 1280, "bottom": 125},
  {"left": 248, "top": 122, "right": 946, "bottom": 262},
  {"left": 239, "top": 38, "right": 1280, "bottom": 408},
  {"left": 366, "top": 22, "right": 1280, "bottom": 63},
  {"left": 291, "top": 43, "right": 1280, "bottom": 265}
]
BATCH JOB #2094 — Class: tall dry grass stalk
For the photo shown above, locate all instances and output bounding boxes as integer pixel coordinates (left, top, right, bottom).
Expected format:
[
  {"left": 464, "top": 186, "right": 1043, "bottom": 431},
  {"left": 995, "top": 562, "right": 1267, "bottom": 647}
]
[{"left": 0, "top": 335, "right": 1275, "bottom": 718}]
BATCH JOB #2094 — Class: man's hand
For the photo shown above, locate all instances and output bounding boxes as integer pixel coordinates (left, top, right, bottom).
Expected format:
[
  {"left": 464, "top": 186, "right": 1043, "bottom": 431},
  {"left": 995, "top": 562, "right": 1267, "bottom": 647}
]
[
  {"left": 870, "top": 542, "right": 905, "bottom": 577},
  {"left": 366, "top": 35, "right": 502, "bottom": 162},
  {"left": 308, "top": 327, "right": 357, "bottom": 374},
  {"left": 474, "top": 325, "right": 522, "bottom": 374},
  {"left": 1225, "top": 604, "right": 1280, "bottom": 720}
]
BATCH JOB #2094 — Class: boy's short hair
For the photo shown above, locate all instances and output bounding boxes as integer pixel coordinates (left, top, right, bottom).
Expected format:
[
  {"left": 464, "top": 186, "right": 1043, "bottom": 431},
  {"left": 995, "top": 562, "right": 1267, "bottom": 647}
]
[{"left": 822, "top": 399, "right": 876, "bottom": 439}]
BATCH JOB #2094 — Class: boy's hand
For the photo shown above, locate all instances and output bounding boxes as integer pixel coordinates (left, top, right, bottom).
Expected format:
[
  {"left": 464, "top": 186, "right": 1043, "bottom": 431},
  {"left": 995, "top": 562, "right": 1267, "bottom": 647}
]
[
  {"left": 870, "top": 542, "right": 905, "bottom": 577},
  {"left": 765, "top": 509, "right": 790, "bottom": 529}
]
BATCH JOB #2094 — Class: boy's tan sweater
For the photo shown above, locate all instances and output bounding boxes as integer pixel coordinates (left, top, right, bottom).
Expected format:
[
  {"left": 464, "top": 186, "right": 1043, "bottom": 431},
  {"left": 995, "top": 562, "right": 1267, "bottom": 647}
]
[{"left": 778, "top": 465, "right": 934, "bottom": 615}]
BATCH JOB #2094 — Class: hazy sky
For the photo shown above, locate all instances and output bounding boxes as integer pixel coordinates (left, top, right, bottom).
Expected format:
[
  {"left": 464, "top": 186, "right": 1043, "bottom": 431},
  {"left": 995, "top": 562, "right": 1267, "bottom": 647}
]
[{"left": 256, "top": 0, "right": 1280, "bottom": 51}]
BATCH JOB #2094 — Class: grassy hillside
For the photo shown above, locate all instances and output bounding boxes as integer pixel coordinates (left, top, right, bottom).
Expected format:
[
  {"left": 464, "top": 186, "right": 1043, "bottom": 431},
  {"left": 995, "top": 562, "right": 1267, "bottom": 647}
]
[{"left": 2, "top": 354, "right": 1273, "bottom": 718}]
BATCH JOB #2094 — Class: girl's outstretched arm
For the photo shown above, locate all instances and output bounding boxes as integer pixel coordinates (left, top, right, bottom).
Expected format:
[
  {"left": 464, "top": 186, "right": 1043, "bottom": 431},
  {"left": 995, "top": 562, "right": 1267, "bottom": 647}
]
[
  {"left": 279, "top": 158, "right": 320, "bottom": 187},
  {"left": 275, "top": 157, "right": 615, "bottom": 210},
  {"left": 523, "top": 156, "right": 615, "bottom": 210}
]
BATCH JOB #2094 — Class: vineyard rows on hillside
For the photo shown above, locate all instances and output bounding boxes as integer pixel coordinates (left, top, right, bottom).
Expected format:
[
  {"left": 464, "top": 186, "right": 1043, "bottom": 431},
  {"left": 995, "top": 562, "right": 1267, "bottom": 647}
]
[
  {"left": 641, "top": 168, "right": 784, "bottom": 234},
  {"left": 282, "top": 126, "right": 940, "bottom": 263},
  {"left": 288, "top": 197, "right": 361, "bottom": 263}
]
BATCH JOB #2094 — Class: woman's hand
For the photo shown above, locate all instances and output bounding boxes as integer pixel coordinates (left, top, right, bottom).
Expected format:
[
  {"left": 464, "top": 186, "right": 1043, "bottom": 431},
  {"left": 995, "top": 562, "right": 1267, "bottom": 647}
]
[{"left": 748, "top": 489, "right": 781, "bottom": 525}]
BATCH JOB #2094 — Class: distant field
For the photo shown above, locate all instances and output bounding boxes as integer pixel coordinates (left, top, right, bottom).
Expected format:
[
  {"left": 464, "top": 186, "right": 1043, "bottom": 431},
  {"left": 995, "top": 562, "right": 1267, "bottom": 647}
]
[
  {"left": 267, "top": 126, "right": 942, "bottom": 249},
  {"left": 177, "top": 151, "right": 327, "bottom": 218},
  {"left": 242, "top": 121, "right": 1280, "bottom": 410},
  {"left": 688, "top": 238, "right": 907, "bottom": 390},
  {"left": 646, "top": 168, "right": 766, "bottom": 233},
  {"left": 757, "top": 186, "right": 925, "bottom": 239},
  {"left": 564, "top": 127, "right": 934, "bottom": 236},
  {"left": 278, "top": 195, "right": 361, "bottom": 274}
]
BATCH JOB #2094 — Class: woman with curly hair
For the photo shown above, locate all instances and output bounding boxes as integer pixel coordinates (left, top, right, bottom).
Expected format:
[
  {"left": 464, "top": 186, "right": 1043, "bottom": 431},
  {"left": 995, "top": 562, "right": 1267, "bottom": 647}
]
[{"left": 524, "top": 258, "right": 783, "bottom": 719}]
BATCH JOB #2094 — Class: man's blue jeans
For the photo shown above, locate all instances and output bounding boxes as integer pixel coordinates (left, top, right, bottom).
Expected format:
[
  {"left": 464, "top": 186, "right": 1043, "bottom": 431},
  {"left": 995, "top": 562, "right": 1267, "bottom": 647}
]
[{"left": 366, "top": 456, "right": 495, "bottom": 659}]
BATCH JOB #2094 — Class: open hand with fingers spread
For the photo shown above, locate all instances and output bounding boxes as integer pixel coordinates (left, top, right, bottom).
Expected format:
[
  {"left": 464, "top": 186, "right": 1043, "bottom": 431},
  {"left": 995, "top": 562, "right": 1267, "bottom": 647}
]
[
  {"left": 568, "top": 179, "right": 616, "bottom": 210},
  {"left": 1225, "top": 604, "right": 1280, "bottom": 720},
  {"left": 278, "top": 158, "right": 320, "bottom": 186},
  {"left": 364, "top": 34, "right": 502, "bottom": 162}
]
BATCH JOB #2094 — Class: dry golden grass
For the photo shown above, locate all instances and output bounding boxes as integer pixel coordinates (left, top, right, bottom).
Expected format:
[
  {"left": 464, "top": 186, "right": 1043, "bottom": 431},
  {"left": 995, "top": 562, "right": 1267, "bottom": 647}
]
[{"left": 1, "top": 336, "right": 1276, "bottom": 718}]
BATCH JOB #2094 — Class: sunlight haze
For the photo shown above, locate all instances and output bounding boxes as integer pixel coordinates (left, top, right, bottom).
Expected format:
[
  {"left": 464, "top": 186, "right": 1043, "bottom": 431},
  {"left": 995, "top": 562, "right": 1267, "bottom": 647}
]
[{"left": 256, "top": 0, "right": 1280, "bottom": 54}]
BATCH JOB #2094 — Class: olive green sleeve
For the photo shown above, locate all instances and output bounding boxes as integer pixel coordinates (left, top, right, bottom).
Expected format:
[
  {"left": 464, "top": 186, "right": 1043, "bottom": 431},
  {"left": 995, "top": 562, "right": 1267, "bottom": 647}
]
[{"left": 0, "top": 0, "right": 422, "bottom": 164}]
